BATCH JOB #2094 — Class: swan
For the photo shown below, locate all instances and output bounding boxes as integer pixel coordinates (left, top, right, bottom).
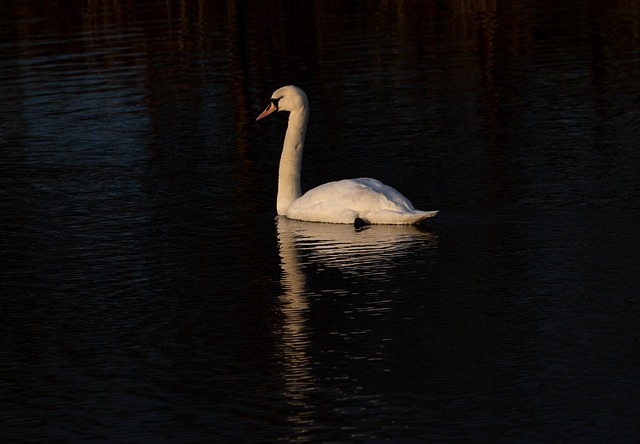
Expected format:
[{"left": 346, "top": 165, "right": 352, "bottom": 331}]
[{"left": 256, "top": 85, "right": 438, "bottom": 226}]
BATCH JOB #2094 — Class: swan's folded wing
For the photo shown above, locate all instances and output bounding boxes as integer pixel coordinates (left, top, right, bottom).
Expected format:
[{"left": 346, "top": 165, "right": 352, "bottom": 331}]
[{"left": 287, "top": 178, "right": 437, "bottom": 225}]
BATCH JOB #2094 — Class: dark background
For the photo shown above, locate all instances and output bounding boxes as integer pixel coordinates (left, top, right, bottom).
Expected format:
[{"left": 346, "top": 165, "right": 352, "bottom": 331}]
[{"left": 1, "top": 1, "right": 639, "bottom": 442}]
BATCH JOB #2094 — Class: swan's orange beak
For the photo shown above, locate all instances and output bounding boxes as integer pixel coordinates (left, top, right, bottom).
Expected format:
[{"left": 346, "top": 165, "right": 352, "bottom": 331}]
[{"left": 256, "top": 102, "right": 278, "bottom": 121}]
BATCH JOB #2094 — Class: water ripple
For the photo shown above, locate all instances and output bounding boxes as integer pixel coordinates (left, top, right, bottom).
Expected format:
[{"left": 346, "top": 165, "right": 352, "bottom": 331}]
[{"left": 277, "top": 217, "right": 437, "bottom": 280}]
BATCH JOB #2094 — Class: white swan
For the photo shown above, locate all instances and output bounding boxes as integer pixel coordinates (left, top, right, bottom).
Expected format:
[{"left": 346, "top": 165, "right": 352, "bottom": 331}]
[{"left": 256, "top": 85, "right": 438, "bottom": 226}]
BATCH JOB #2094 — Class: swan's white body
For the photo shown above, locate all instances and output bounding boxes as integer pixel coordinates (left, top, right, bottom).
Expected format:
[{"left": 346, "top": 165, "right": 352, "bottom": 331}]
[{"left": 257, "top": 85, "right": 438, "bottom": 225}]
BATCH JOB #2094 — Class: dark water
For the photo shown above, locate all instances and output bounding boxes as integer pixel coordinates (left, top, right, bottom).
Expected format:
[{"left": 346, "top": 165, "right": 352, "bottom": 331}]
[{"left": 2, "top": 1, "right": 640, "bottom": 442}]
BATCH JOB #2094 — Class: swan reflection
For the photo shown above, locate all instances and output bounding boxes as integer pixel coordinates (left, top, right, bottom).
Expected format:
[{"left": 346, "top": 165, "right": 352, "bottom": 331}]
[
  {"left": 277, "top": 216, "right": 438, "bottom": 276},
  {"left": 274, "top": 216, "right": 438, "bottom": 434}
]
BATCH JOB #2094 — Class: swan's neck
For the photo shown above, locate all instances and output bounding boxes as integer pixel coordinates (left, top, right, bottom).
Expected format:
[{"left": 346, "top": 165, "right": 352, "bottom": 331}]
[{"left": 277, "top": 106, "right": 308, "bottom": 215}]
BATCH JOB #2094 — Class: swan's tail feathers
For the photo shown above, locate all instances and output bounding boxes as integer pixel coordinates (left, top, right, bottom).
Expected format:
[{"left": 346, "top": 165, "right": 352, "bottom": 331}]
[
  {"left": 370, "top": 210, "right": 439, "bottom": 225},
  {"left": 410, "top": 210, "right": 439, "bottom": 225}
]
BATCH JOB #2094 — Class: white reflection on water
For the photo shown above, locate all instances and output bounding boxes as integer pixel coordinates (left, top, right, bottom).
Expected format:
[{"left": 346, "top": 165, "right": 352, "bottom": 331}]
[
  {"left": 277, "top": 216, "right": 438, "bottom": 277},
  {"left": 275, "top": 217, "right": 314, "bottom": 436},
  {"left": 274, "top": 216, "right": 438, "bottom": 435}
]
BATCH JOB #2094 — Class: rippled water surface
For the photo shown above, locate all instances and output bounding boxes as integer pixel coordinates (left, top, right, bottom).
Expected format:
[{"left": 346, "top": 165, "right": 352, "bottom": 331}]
[{"left": 2, "top": 1, "right": 640, "bottom": 442}]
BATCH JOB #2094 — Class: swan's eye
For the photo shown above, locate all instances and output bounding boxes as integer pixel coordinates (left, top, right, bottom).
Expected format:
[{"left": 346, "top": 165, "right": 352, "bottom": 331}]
[{"left": 270, "top": 97, "right": 282, "bottom": 109}]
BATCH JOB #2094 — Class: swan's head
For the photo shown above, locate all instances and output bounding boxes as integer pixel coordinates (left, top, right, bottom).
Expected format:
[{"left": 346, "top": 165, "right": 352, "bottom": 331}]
[{"left": 256, "top": 85, "right": 308, "bottom": 120}]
